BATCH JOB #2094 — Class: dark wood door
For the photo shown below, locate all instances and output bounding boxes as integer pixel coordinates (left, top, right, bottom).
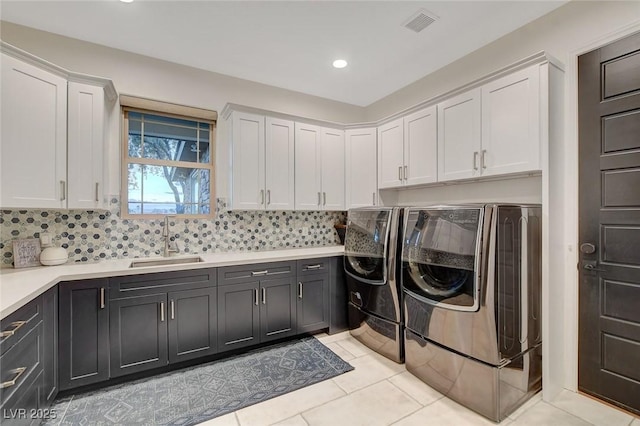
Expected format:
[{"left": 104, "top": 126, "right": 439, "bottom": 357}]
[
  {"left": 217, "top": 281, "right": 260, "bottom": 352},
  {"left": 260, "top": 277, "right": 296, "bottom": 343},
  {"left": 297, "top": 274, "right": 329, "bottom": 333},
  {"left": 58, "top": 279, "right": 109, "bottom": 391},
  {"left": 578, "top": 30, "right": 640, "bottom": 415},
  {"left": 168, "top": 287, "right": 217, "bottom": 363},
  {"left": 109, "top": 294, "right": 168, "bottom": 377}
]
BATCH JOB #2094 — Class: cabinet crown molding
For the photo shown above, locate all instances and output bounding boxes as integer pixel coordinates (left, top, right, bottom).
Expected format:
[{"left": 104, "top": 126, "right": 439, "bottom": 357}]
[
  {"left": 223, "top": 51, "right": 563, "bottom": 130},
  {"left": 1, "top": 41, "right": 117, "bottom": 102}
]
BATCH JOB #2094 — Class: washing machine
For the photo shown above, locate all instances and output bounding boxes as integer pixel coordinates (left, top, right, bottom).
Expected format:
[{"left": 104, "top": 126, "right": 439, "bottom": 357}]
[
  {"left": 401, "top": 204, "right": 542, "bottom": 421},
  {"left": 344, "top": 207, "right": 404, "bottom": 363}
]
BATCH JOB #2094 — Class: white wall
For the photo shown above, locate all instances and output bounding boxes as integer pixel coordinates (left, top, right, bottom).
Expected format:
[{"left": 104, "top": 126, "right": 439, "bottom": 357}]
[{"left": 0, "top": 21, "right": 367, "bottom": 198}]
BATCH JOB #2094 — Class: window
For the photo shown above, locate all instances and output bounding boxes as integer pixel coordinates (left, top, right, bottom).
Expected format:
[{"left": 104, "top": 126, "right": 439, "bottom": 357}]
[{"left": 121, "top": 101, "right": 215, "bottom": 218}]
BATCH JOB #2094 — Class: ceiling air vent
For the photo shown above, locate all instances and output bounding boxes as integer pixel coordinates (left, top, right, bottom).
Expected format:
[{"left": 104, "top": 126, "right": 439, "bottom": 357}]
[{"left": 403, "top": 9, "right": 438, "bottom": 33}]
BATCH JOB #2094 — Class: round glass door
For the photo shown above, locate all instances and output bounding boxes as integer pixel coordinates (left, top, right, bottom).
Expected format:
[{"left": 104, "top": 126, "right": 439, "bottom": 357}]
[{"left": 344, "top": 209, "right": 391, "bottom": 284}]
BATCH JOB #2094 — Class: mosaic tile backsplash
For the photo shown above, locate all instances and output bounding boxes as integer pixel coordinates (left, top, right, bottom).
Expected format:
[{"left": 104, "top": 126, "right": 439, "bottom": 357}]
[{"left": 0, "top": 197, "right": 345, "bottom": 266}]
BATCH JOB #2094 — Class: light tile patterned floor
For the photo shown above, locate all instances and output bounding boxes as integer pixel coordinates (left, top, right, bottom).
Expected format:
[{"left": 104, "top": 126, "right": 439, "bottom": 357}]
[{"left": 199, "top": 331, "right": 638, "bottom": 426}]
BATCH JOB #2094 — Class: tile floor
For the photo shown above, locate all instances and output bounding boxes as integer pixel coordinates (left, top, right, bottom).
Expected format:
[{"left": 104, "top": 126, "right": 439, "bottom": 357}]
[{"left": 198, "top": 331, "right": 638, "bottom": 426}]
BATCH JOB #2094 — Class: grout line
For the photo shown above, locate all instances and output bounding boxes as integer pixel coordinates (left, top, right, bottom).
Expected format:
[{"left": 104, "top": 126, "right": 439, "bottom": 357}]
[
  {"left": 55, "top": 395, "right": 74, "bottom": 425},
  {"left": 385, "top": 376, "right": 444, "bottom": 408},
  {"left": 331, "top": 341, "right": 358, "bottom": 360},
  {"left": 538, "top": 401, "right": 600, "bottom": 426},
  {"left": 233, "top": 411, "right": 240, "bottom": 426},
  {"left": 268, "top": 414, "right": 309, "bottom": 426}
]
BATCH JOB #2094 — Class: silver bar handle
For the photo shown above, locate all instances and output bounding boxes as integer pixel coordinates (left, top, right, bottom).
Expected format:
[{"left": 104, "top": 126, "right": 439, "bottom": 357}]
[
  {"left": 0, "top": 321, "right": 27, "bottom": 339},
  {"left": 0, "top": 367, "right": 27, "bottom": 389},
  {"left": 404, "top": 165, "right": 408, "bottom": 180},
  {"left": 298, "top": 282, "right": 303, "bottom": 299},
  {"left": 260, "top": 189, "right": 265, "bottom": 205},
  {"left": 60, "top": 180, "right": 66, "bottom": 201},
  {"left": 160, "top": 302, "right": 165, "bottom": 322},
  {"left": 100, "top": 288, "right": 105, "bottom": 309},
  {"left": 261, "top": 287, "right": 266, "bottom": 305},
  {"left": 317, "top": 192, "right": 321, "bottom": 206},
  {"left": 481, "top": 150, "right": 487, "bottom": 169},
  {"left": 305, "top": 264, "right": 322, "bottom": 270},
  {"left": 267, "top": 189, "right": 271, "bottom": 205},
  {"left": 372, "top": 192, "right": 376, "bottom": 205},
  {"left": 398, "top": 166, "right": 402, "bottom": 181},
  {"left": 251, "top": 270, "right": 268, "bottom": 276},
  {"left": 254, "top": 288, "right": 259, "bottom": 306},
  {"left": 170, "top": 300, "right": 175, "bottom": 320},
  {"left": 95, "top": 182, "right": 99, "bottom": 202},
  {"left": 473, "top": 152, "right": 479, "bottom": 170},
  {"left": 323, "top": 192, "right": 326, "bottom": 206}
]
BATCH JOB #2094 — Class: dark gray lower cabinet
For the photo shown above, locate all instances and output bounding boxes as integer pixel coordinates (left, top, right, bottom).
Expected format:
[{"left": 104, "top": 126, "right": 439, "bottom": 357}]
[
  {"left": 168, "top": 287, "right": 217, "bottom": 363},
  {"left": 58, "top": 279, "right": 109, "bottom": 391},
  {"left": 217, "top": 281, "right": 260, "bottom": 352},
  {"left": 296, "top": 273, "right": 329, "bottom": 333},
  {"left": 109, "top": 294, "right": 168, "bottom": 377},
  {"left": 42, "top": 287, "right": 58, "bottom": 405},
  {"left": 260, "top": 277, "right": 297, "bottom": 343}
]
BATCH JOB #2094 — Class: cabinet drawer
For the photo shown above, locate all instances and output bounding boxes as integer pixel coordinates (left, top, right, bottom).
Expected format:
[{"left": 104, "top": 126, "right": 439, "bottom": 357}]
[
  {"left": 0, "top": 369, "right": 44, "bottom": 426},
  {"left": 0, "top": 297, "right": 41, "bottom": 356},
  {"left": 297, "top": 258, "right": 330, "bottom": 276},
  {"left": 0, "top": 322, "right": 43, "bottom": 407},
  {"left": 110, "top": 268, "right": 216, "bottom": 299},
  {"left": 218, "top": 261, "right": 295, "bottom": 286}
]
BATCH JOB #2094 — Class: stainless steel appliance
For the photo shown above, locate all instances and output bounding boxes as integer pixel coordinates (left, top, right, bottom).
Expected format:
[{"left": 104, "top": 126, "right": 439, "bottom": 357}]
[
  {"left": 345, "top": 207, "right": 404, "bottom": 363},
  {"left": 402, "top": 204, "right": 542, "bottom": 421}
]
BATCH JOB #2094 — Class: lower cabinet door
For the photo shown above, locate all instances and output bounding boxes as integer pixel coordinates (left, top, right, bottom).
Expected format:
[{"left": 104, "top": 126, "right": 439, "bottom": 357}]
[
  {"left": 297, "top": 274, "right": 329, "bottom": 333},
  {"left": 217, "top": 282, "right": 260, "bottom": 352},
  {"left": 260, "top": 277, "right": 297, "bottom": 343},
  {"left": 42, "top": 287, "right": 57, "bottom": 405},
  {"left": 109, "top": 294, "right": 168, "bottom": 377},
  {"left": 58, "top": 279, "right": 109, "bottom": 391},
  {"left": 168, "top": 287, "right": 217, "bottom": 363}
]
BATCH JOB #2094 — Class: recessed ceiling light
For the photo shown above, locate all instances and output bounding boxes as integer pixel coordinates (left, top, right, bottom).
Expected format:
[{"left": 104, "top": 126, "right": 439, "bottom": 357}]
[
  {"left": 332, "top": 59, "right": 348, "bottom": 69},
  {"left": 120, "top": 0, "right": 134, "bottom": 3}
]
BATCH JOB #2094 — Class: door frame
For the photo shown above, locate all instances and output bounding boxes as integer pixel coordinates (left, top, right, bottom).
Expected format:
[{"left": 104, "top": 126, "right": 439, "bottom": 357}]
[{"left": 563, "top": 20, "right": 640, "bottom": 396}]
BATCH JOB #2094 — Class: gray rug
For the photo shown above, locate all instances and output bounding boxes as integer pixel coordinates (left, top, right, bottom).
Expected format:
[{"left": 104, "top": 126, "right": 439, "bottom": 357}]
[{"left": 47, "top": 336, "right": 353, "bottom": 425}]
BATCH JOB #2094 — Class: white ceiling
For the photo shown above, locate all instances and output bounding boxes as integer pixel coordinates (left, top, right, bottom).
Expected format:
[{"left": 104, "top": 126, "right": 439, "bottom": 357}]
[{"left": 0, "top": 1, "right": 566, "bottom": 106}]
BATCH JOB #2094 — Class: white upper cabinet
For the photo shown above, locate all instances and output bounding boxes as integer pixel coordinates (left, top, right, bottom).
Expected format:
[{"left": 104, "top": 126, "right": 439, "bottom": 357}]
[
  {"left": 230, "top": 113, "right": 295, "bottom": 210},
  {"left": 1, "top": 45, "right": 115, "bottom": 210},
  {"left": 481, "top": 66, "right": 540, "bottom": 177},
  {"left": 320, "top": 128, "right": 345, "bottom": 211},
  {"left": 404, "top": 106, "right": 437, "bottom": 186},
  {"left": 437, "top": 88, "right": 482, "bottom": 182},
  {"left": 378, "top": 106, "right": 437, "bottom": 189},
  {"left": 294, "top": 123, "right": 344, "bottom": 211},
  {"left": 265, "top": 117, "right": 295, "bottom": 210},
  {"left": 345, "top": 128, "right": 377, "bottom": 209},
  {"left": 231, "top": 112, "right": 265, "bottom": 210},
  {"left": 377, "top": 118, "right": 404, "bottom": 189},
  {"left": 67, "top": 82, "right": 106, "bottom": 209},
  {"left": 1, "top": 54, "right": 68, "bottom": 209}
]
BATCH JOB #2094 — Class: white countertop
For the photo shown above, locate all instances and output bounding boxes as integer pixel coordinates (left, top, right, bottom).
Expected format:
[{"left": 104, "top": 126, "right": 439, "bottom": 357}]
[{"left": 0, "top": 246, "right": 344, "bottom": 319}]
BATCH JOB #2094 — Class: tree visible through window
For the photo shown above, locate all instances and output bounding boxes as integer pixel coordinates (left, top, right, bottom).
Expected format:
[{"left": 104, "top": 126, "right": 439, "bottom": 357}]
[{"left": 122, "top": 109, "right": 214, "bottom": 217}]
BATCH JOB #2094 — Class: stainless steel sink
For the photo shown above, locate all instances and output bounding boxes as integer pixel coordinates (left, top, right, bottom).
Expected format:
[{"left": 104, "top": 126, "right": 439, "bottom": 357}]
[{"left": 129, "top": 256, "right": 205, "bottom": 268}]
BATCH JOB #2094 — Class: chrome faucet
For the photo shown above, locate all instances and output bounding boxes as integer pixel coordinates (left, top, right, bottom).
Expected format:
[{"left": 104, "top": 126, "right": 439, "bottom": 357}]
[{"left": 162, "top": 215, "right": 179, "bottom": 257}]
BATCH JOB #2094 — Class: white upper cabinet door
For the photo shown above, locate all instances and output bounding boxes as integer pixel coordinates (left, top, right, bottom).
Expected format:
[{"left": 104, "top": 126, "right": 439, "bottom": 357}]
[
  {"left": 345, "top": 128, "right": 377, "bottom": 209},
  {"left": 481, "top": 66, "right": 540, "bottom": 177},
  {"left": 377, "top": 118, "right": 404, "bottom": 189},
  {"left": 404, "top": 106, "right": 437, "bottom": 186},
  {"left": 231, "top": 112, "right": 265, "bottom": 210},
  {"left": 1, "top": 54, "right": 67, "bottom": 208},
  {"left": 437, "top": 88, "right": 481, "bottom": 182},
  {"left": 320, "top": 128, "right": 345, "bottom": 211},
  {"left": 265, "top": 117, "right": 295, "bottom": 210},
  {"left": 67, "top": 82, "right": 105, "bottom": 209},
  {"left": 295, "top": 123, "right": 322, "bottom": 210}
]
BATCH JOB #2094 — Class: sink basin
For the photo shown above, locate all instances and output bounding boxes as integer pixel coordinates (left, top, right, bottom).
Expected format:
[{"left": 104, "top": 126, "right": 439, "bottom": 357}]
[{"left": 129, "top": 256, "right": 205, "bottom": 268}]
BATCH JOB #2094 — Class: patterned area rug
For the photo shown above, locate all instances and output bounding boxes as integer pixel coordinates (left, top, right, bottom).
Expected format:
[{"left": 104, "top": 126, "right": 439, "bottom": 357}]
[{"left": 47, "top": 336, "right": 353, "bottom": 425}]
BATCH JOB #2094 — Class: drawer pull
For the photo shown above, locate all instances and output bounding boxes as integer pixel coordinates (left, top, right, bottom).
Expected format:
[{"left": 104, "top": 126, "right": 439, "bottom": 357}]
[
  {"left": 100, "top": 288, "right": 105, "bottom": 309},
  {"left": 170, "top": 300, "right": 175, "bottom": 320},
  {"left": 0, "top": 321, "right": 27, "bottom": 339},
  {"left": 305, "top": 264, "right": 322, "bottom": 270},
  {"left": 262, "top": 287, "right": 266, "bottom": 305},
  {"left": 251, "top": 270, "right": 268, "bottom": 277},
  {"left": 0, "top": 367, "right": 27, "bottom": 389},
  {"left": 254, "top": 288, "right": 259, "bottom": 306},
  {"left": 160, "top": 302, "right": 165, "bottom": 322}
]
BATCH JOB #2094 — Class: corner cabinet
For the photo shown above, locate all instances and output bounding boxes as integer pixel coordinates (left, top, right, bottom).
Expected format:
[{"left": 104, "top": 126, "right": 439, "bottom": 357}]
[
  {"left": 0, "top": 44, "right": 116, "bottom": 209},
  {"left": 378, "top": 105, "right": 437, "bottom": 189},
  {"left": 294, "top": 124, "right": 345, "bottom": 211},
  {"left": 345, "top": 128, "right": 378, "bottom": 208},
  {"left": 229, "top": 111, "right": 295, "bottom": 210}
]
